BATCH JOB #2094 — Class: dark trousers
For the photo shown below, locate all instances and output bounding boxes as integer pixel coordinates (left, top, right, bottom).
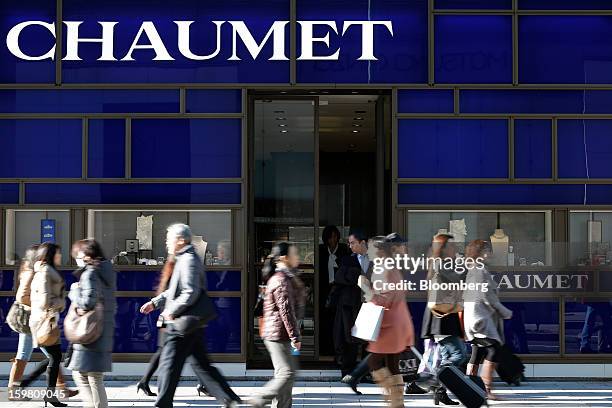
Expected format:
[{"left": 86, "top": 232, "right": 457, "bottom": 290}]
[
  {"left": 155, "top": 329, "right": 238, "bottom": 408},
  {"left": 340, "top": 342, "right": 359, "bottom": 377},
  {"left": 20, "top": 344, "right": 62, "bottom": 389}
]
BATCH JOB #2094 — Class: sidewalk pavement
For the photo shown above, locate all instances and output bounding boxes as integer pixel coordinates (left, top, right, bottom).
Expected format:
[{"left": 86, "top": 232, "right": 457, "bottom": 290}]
[{"left": 2, "top": 380, "right": 612, "bottom": 407}]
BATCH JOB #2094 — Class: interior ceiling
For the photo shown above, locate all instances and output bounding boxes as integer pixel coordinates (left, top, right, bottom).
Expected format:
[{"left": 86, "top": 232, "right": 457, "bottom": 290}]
[{"left": 254, "top": 95, "right": 378, "bottom": 155}]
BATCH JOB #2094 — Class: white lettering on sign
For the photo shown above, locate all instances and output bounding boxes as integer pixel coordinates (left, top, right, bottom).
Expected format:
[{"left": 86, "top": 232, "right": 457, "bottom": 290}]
[{"left": 5, "top": 20, "right": 394, "bottom": 62}]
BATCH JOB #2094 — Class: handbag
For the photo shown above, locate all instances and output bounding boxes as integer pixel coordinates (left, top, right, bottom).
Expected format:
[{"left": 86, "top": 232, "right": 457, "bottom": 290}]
[
  {"left": 7, "top": 302, "right": 31, "bottom": 334},
  {"left": 398, "top": 348, "right": 420, "bottom": 382},
  {"left": 35, "top": 310, "right": 60, "bottom": 347},
  {"left": 427, "top": 271, "right": 463, "bottom": 318},
  {"left": 171, "top": 289, "right": 218, "bottom": 335},
  {"left": 350, "top": 302, "right": 385, "bottom": 342},
  {"left": 64, "top": 302, "right": 104, "bottom": 344}
]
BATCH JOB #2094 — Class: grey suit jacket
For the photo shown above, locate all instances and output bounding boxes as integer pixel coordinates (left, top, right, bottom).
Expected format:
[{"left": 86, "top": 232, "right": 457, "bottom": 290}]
[{"left": 151, "top": 245, "right": 205, "bottom": 317}]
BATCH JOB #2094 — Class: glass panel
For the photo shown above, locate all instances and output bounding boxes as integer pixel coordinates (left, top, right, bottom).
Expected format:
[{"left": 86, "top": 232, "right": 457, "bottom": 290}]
[
  {"left": 520, "top": 0, "right": 612, "bottom": 10},
  {"left": 114, "top": 297, "right": 160, "bottom": 353},
  {"left": 398, "top": 119, "right": 508, "bottom": 178},
  {"left": 398, "top": 184, "right": 606, "bottom": 205},
  {"left": 25, "top": 183, "right": 241, "bottom": 205},
  {"left": 0, "top": 119, "right": 82, "bottom": 178},
  {"left": 296, "top": 0, "right": 428, "bottom": 83},
  {"left": 398, "top": 89, "right": 454, "bottom": 113},
  {"left": 569, "top": 211, "right": 612, "bottom": 266},
  {"left": 565, "top": 299, "right": 612, "bottom": 354},
  {"left": 131, "top": 119, "right": 242, "bottom": 178},
  {"left": 503, "top": 301, "right": 560, "bottom": 354},
  {"left": 206, "top": 270, "right": 241, "bottom": 291},
  {"left": 5, "top": 210, "right": 71, "bottom": 266},
  {"left": 90, "top": 210, "right": 231, "bottom": 264},
  {"left": 0, "top": 184, "right": 19, "bottom": 204},
  {"left": 435, "top": 15, "right": 512, "bottom": 84},
  {"left": 406, "top": 210, "right": 551, "bottom": 266},
  {"left": 88, "top": 119, "right": 125, "bottom": 178},
  {"left": 186, "top": 89, "right": 242, "bottom": 113},
  {"left": 461, "top": 90, "right": 597, "bottom": 114},
  {"left": 0, "top": 296, "right": 19, "bottom": 351},
  {"left": 514, "top": 119, "right": 552, "bottom": 179},
  {"left": 0, "top": 90, "right": 179, "bottom": 113},
  {"left": 0, "top": 270, "right": 15, "bottom": 291},
  {"left": 206, "top": 297, "right": 241, "bottom": 353},
  {"left": 558, "top": 120, "right": 612, "bottom": 179},
  {"left": 519, "top": 16, "right": 612, "bottom": 84},
  {"left": 62, "top": 0, "right": 289, "bottom": 84},
  {"left": 435, "top": 0, "right": 512, "bottom": 9},
  {"left": 0, "top": 0, "right": 56, "bottom": 83}
]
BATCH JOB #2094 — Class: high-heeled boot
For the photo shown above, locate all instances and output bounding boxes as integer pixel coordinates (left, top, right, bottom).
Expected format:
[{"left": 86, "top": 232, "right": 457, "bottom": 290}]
[
  {"left": 389, "top": 374, "right": 405, "bottom": 408},
  {"left": 481, "top": 360, "right": 502, "bottom": 400},
  {"left": 371, "top": 367, "right": 393, "bottom": 404},
  {"left": 341, "top": 355, "right": 371, "bottom": 395},
  {"left": 8, "top": 358, "right": 28, "bottom": 400},
  {"left": 56, "top": 370, "right": 79, "bottom": 398},
  {"left": 433, "top": 387, "right": 459, "bottom": 406},
  {"left": 43, "top": 388, "right": 68, "bottom": 407}
]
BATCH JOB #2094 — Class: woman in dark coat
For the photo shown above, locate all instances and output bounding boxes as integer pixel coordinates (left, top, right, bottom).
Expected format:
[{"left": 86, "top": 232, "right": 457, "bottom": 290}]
[{"left": 68, "top": 239, "right": 117, "bottom": 408}]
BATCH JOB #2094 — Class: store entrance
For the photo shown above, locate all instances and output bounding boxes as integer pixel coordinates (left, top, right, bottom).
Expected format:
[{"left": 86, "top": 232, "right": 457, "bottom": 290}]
[{"left": 247, "top": 91, "right": 391, "bottom": 367}]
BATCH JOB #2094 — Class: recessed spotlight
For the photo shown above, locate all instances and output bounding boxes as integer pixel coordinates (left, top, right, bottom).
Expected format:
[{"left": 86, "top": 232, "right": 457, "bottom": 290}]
[
  {"left": 322, "top": 91, "right": 330, "bottom": 94},
  {"left": 278, "top": 124, "right": 287, "bottom": 127},
  {"left": 309, "top": 91, "right": 317, "bottom": 94},
  {"left": 280, "top": 91, "right": 287, "bottom": 94},
  {"left": 352, "top": 124, "right": 362, "bottom": 127},
  {"left": 351, "top": 91, "right": 359, "bottom": 94},
  {"left": 352, "top": 130, "right": 360, "bottom": 133},
  {"left": 354, "top": 117, "right": 364, "bottom": 121},
  {"left": 280, "top": 130, "right": 288, "bottom": 133},
  {"left": 276, "top": 117, "right": 287, "bottom": 121}
]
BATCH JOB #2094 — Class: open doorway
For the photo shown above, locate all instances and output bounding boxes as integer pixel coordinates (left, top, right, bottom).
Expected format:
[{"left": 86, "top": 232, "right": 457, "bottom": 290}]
[{"left": 248, "top": 91, "right": 391, "bottom": 367}]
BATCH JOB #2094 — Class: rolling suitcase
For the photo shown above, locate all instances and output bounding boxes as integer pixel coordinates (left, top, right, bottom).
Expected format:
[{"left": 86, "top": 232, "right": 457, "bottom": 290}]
[
  {"left": 411, "top": 347, "right": 487, "bottom": 408},
  {"left": 496, "top": 344, "right": 525, "bottom": 385}
]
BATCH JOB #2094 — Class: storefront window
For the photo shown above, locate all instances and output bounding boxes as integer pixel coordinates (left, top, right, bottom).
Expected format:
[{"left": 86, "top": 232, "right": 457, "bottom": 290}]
[
  {"left": 88, "top": 210, "right": 232, "bottom": 265},
  {"left": 406, "top": 210, "right": 552, "bottom": 266},
  {"left": 565, "top": 298, "right": 612, "bottom": 354},
  {"left": 570, "top": 211, "right": 612, "bottom": 266},
  {"left": 5, "top": 210, "right": 71, "bottom": 266}
]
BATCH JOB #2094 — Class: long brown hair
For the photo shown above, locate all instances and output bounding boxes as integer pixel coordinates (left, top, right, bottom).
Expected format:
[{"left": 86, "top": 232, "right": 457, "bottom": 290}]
[{"left": 155, "top": 255, "right": 176, "bottom": 295}]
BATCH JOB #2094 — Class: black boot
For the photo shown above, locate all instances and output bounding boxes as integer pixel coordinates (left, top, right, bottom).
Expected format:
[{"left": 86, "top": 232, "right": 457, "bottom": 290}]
[
  {"left": 434, "top": 387, "right": 459, "bottom": 406},
  {"left": 340, "top": 354, "right": 371, "bottom": 395},
  {"left": 405, "top": 381, "right": 428, "bottom": 395}
]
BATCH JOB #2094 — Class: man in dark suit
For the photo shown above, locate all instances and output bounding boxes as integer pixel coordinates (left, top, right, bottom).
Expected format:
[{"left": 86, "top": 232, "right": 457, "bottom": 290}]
[
  {"left": 333, "top": 229, "right": 370, "bottom": 377},
  {"left": 318, "top": 225, "right": 350, "bottom": 357}
]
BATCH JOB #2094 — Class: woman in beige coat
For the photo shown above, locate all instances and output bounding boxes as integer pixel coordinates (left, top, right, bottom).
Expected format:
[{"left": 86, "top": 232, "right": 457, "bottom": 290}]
[{"left": 19, "top": 243, "right": 68, "bottom": 407}]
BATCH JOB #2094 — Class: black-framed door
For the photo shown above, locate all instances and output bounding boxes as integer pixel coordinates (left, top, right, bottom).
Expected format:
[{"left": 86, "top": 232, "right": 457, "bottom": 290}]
[{"left": 247, "top": 96, "right": 320, "bottom": 364}]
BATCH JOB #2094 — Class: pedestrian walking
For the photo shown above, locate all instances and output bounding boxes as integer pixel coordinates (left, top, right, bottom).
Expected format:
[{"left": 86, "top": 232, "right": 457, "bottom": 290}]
[
  {"left": 463, "top": 239, "right": 513, "bottom": 400},
  {"left": 365, "top": 235, "right": 414, "bottom": 408},
  {"left": 139, "top": 223, "right": 240, "bottom": 408},
  {"left": 66, "top": 239, "right": 117, "bottom": 408},
  {"left": 421, "top": 233, "right": 466, "bottom": 406},
  {"left": 19, "top": 243, "right": 68, "bottom": 407},
  {"left": 249, "top": 242, "right": 306, "bottom": 408}
]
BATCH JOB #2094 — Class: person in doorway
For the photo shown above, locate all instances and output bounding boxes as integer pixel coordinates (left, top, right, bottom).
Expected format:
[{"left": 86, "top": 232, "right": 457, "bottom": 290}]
[
  {"left": 19, "top": 243, "right": 68, "bottom": 407},
  {"left": 463, "top": 239, "right": 513, "bottom": 400},
  {"left": 334, "top": 229, "right": 371, "bottom": 378},
  {"left": 318, "top": 225, "right": 349, "bottom": 357},
  {"left": 68, "top": 239, "right": 117, "bottom": 408},
  {"left": 139, "top": 224, "right": 241, "bottom": 408},
  {"left": 249, "top": 242, "right": 306, "bottom": 408}
]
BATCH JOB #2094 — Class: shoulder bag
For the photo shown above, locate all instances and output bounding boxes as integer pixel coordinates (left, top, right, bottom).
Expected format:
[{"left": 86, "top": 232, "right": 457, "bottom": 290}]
[
  {"left": 7, "top": 302, "right": 32, "bottom": 334},
  {"left": 35, "top": 309, "right": 60, "bottom": 346}
]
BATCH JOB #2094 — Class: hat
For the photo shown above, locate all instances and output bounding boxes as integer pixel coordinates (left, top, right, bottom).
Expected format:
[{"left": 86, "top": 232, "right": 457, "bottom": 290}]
[{"left": 385, "top": 232, "right": 406, "bottom": 243}]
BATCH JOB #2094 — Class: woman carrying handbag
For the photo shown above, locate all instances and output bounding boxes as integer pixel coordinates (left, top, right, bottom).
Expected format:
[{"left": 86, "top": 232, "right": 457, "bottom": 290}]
[
  {"left": 19, "top": 243, "right": 68, "bottom": 407},
  {"left": 66, "top": 239, "right": 116, "bottom": 408}
]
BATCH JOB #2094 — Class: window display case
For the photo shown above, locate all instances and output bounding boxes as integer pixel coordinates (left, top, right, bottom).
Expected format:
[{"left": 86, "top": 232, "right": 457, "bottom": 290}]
[
  {"left": 570, "top": 211, "right": 612, "bottom": 266},
  {"left": 406, "top": 210, "right": 552, "bottom": 267}
]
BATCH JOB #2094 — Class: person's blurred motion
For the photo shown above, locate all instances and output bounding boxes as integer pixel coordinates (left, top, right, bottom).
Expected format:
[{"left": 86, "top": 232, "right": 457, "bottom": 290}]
[
  {"left": 334, "top": 230, "right": 370, "bottom": 377},
  {"left": 420, "top": 233, "right": 466, "bottom": 406},
  {"left": 319, "top": 226, "right": 350, "bottom": 357},
  {"left": 580, "top": 302, "right": 612, "bottom": 354},
  {"left": 365, "top": 235, "right": 414, "bottom": 408},
  {"left": 67, "top": 239, "right": 117, "bottom": 408},
  {"left": 463, "top": 239, "right": 513, "bottom": 400},
  {"left": 249, "top": 242, "right": 306, "bottom": 408},
  {"left": 140, "top": 224, "right": 240, "bottom": 408},
  {"left": 19, "top": 243, "right": 69, "bottom": 407}
]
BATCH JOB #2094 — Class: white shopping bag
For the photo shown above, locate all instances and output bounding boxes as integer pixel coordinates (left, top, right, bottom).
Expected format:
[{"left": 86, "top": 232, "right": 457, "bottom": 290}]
[{"left": 351, "top": 302, "right": 385, "bottom": 342}]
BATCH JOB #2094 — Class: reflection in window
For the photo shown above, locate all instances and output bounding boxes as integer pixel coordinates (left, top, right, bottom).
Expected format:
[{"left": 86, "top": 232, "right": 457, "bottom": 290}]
[
  {"left": 406, "top": 210, "right": 552, "bottom": 266},
  {"left": 88, "top": 210, "right": 232, "bottom": 266},
  {"left": 565, "top": 299, "right": 612, "bottom": 354},
  {"left": 5, "top": 210, "right": 71, "bottom": 265},
  {"left": 503, "top": 301, "right": 560, "bottom": 354}
]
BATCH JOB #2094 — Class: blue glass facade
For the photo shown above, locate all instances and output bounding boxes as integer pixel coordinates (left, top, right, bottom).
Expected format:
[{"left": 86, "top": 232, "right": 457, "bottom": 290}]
[{"left": 0, "top": 0, "right": 611, "bottom": 364}]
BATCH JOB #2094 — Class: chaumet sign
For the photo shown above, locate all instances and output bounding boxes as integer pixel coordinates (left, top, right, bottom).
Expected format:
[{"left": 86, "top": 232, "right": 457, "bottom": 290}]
[{"left": 6, "top": 20, "right": 394, "bottom": 62}]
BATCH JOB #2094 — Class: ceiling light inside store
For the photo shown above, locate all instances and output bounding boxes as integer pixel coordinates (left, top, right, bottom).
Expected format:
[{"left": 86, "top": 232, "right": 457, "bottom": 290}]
[
  {"left": 354, "top": 117, "right": 364, "bottom": 120},
  {"left": 278, "top": 124, "right": 287, "bottom": 127},
  {"left": 352, "top": 130, "right": 359, "bottom": 133},
  {"left": 281, "top": 130, "right": 288, "bottom": 133}
]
